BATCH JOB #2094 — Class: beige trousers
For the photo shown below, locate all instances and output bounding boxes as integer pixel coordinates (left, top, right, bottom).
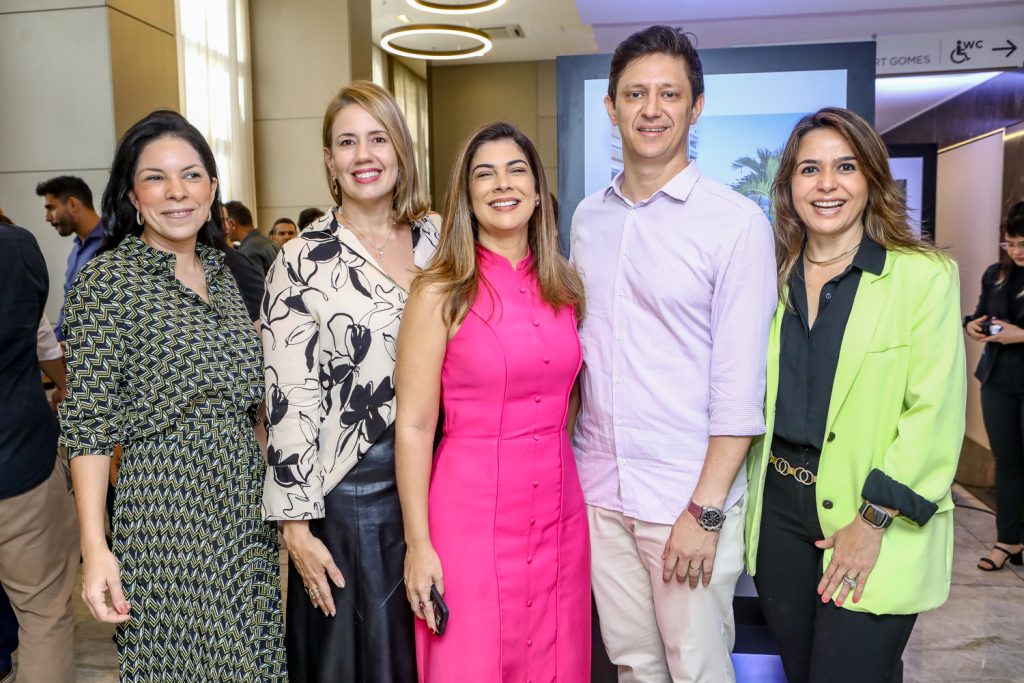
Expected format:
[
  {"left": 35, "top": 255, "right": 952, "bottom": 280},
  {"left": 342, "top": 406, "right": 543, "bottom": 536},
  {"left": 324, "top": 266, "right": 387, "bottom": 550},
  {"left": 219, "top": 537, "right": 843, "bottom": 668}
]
[
  {"left": 589, "top": 498, "right": 746, "bottom": 683},
  {"left": 0, "top": 463, "right": 80, "bottom": 682}
]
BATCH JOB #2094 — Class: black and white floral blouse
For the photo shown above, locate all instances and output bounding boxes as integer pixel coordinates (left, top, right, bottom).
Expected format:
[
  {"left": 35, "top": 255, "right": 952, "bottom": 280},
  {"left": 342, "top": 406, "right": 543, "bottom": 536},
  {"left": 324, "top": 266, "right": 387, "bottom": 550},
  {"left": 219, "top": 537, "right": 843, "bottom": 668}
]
[{"left": 261, "top": 210, "right": 439, "bottom": 520}]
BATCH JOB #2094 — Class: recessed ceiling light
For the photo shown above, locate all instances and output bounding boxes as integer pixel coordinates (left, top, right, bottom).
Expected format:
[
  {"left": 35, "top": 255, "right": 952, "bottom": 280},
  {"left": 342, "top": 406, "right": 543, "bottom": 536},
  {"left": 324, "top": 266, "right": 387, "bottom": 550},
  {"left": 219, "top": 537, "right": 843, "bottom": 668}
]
[{"left": 406, "top": 0, "right": 506, "bottom": 15}]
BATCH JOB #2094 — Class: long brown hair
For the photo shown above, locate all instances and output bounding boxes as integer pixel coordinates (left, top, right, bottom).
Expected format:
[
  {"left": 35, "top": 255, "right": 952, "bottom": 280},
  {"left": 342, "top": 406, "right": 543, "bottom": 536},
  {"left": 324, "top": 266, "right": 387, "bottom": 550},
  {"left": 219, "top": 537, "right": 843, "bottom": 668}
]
[
  {"left": 997, "top": 201, "right": 1024, "bottom": 290},
  {"left": 771, "top": 107, "right": 939, "bottom": 294},
  {"left": 321, "top": 80, "right": 430, "bottom": 225},
  {"left": 414, "top": 122, "right": 584, "bottom": 326}
]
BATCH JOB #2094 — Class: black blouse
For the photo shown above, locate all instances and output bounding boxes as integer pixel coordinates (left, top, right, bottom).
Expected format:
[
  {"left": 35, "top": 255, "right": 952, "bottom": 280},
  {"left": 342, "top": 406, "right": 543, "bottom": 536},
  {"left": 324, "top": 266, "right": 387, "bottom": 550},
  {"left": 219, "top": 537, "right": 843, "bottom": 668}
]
[
  {"left": 966, "top": 262, "right": 1024, "bottom": 384},
  {"left": 774, "top": 235, "right": 885, "bottom": 449}
]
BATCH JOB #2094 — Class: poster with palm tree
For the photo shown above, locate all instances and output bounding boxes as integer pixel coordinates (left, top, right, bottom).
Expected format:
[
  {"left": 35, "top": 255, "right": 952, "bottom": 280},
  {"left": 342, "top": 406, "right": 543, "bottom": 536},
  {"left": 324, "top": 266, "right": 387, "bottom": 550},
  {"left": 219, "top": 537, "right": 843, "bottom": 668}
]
[{"left": 730, "top": 147, "right": 783, "bottom": 218}]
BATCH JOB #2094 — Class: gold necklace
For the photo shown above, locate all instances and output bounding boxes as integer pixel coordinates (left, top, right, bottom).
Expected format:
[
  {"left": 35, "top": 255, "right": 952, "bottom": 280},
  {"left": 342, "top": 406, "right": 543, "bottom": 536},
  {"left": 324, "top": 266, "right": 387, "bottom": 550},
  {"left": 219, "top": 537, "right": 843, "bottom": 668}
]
[
  {"left": 340, "top": 209, "right": 396, "bottom": 261},
  {"left": 804, "top": 241, "right": 860, "bottom": 267}
]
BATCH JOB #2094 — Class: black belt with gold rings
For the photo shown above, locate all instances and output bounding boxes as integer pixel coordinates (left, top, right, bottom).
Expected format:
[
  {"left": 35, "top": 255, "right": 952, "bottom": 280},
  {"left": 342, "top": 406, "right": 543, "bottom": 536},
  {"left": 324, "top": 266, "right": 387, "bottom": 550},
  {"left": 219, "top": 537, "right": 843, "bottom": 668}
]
[{"left": 768, "top": 452, "right": 817, "bottom": 486}]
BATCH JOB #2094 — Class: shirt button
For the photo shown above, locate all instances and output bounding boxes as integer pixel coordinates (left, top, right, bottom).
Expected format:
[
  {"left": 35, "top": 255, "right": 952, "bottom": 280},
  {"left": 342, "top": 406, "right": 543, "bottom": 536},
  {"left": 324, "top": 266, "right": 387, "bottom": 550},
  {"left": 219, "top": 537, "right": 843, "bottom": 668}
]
[
  {"left": 616, "top": 419, "right": 623, "bottom": 426},
  {"left": 823, "top": 500, "right": 834, "bottom": 509},
  {"left": 534, "top": 395, "right": 542, "bottom": 403},
  {"left": 615, "top": 334, "right": 624, "bottom": 341},
  {"left": 825, "top": 292, "right": 832, "bottom": 300},
  {"left": 533, "top": 320, "right": 540, "bottom": 327},
  {"left": 623, "top": 249, "right": 630, "bottom": 256},
  {"left": 618, "top": 290, "right": 625, "bottom": 297},
  {"left": 526, "top": 556, "right": 533, "bottom": 564},
  {"left": 527, "top": 600, "right": 533, "bottom": 607},
  {"left": 520, "top": 286, "right": 527, "bottom": 293},
  {"left": 529, "top": 518, "right": 536, "bottom": 526},
  {"left": 527, "top": 639, "right": 533, "bottom": 647},
  {"left": 532, "top": 480, "right": 539, "bottom": 488},
  {"left": 630, "top": 209, "right": 636, "bottom": 214},
  {"left": 543, "top": 357, "right": 550, "bottom": 364},
  {"left": 614, "top": 377, "right": 622, "bottom": 384},
  {"left": 827, "top": 432, "right": 836, "bottom": 442}
]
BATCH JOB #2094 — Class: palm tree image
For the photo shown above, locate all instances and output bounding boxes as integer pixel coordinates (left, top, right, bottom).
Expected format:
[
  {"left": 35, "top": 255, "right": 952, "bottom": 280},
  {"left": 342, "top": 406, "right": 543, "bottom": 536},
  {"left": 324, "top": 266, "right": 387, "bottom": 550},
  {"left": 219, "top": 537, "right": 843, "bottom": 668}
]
[{"left": 730, "top": 147, "right": 782, "bottom": 217}]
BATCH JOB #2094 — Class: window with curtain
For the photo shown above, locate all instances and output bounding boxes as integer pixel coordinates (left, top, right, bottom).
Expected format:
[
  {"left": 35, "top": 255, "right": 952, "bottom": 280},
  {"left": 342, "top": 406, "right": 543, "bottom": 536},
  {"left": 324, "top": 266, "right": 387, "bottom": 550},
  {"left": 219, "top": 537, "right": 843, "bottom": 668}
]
[
  {"left": 176, "top": 0, "right": 257, "bottom": 208},
  {"left": 389, "top": 59, "right": 430, "bottom": 199}
]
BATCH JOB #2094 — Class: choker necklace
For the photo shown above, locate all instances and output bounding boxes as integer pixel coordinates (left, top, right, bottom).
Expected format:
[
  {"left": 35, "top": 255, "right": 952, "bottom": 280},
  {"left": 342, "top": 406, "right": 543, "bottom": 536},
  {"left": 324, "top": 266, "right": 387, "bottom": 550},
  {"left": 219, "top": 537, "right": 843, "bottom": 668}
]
[
  {"left": 340, "top": 209, "right": 396, "bottom": 261},
  {"left": 805, "top": 241, "right": 860, "bottom": 267}
]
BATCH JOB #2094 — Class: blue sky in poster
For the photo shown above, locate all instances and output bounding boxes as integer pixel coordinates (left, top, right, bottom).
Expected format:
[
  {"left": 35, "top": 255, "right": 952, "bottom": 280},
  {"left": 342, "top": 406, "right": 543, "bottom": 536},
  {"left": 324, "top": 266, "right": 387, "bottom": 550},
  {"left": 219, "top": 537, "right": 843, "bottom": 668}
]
[{"left": 693, "top": 113, "right": 806, "bottom": 187}]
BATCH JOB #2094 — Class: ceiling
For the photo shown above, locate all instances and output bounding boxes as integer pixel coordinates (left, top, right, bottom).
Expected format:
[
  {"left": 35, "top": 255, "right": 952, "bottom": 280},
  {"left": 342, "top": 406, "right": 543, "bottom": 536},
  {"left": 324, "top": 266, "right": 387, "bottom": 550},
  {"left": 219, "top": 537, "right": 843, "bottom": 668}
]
[{"left": 370, "top": 0, "right": 1024, "bottom": 130}]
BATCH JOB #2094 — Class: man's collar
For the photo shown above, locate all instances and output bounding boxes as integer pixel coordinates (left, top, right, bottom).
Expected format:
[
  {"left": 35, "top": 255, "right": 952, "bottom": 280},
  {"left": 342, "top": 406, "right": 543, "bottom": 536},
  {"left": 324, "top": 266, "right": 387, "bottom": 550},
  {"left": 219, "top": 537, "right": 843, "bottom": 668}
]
[
  {"left": 605, "top": 162, "right": 701, "bottom": 205},
  {"left": 75, "top": 218, "right": 104, "bottom": 245}
]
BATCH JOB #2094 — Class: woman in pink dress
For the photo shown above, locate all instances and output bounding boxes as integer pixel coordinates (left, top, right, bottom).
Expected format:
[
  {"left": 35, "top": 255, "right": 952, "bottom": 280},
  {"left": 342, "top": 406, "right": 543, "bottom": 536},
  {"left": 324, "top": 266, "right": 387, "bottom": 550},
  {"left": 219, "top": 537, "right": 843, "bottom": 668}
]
[{"left": 395, "top": 122, "right": 590, "bottom": 682}]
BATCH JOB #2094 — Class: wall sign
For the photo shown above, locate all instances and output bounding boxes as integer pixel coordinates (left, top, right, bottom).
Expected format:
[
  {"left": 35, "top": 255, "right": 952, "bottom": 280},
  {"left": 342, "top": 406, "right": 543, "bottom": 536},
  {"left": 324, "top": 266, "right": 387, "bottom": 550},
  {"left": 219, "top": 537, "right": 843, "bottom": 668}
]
[{"left": 876, "top": 29, "right": 1024, "bottom": 75}]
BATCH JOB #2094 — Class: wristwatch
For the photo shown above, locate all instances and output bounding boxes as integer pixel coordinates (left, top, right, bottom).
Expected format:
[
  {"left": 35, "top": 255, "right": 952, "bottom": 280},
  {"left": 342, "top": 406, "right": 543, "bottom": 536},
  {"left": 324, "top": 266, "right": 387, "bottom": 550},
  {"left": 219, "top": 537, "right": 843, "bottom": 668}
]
[
  {"left": 686, "top": 500, "right": 725, "bottom": 532},
  {"left": 858, "top": 501, "right": 894, "bottom": 529}
]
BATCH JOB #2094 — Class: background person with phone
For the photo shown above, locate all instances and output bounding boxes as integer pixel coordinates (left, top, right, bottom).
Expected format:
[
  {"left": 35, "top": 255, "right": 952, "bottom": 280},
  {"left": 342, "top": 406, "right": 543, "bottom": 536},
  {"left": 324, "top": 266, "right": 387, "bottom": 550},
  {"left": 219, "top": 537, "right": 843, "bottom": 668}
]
[{"left": 965, "top": 201, "right": 1024, "bottom": 571}]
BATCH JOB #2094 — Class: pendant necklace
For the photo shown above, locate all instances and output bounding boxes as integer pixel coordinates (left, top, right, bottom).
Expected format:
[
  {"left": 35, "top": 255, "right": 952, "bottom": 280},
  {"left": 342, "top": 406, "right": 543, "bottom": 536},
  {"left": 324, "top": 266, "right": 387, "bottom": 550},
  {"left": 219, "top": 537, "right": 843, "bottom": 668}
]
[{"left": 340, "top": 209, "right": 396, "bottom": 261}]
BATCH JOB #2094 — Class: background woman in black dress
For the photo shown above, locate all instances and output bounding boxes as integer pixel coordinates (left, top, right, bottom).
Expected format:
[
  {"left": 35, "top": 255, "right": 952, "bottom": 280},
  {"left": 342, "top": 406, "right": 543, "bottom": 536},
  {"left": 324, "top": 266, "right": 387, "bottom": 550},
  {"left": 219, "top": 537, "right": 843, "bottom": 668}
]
[{"left": 965, "top": 201, "right": 1024, "bottom": 571}]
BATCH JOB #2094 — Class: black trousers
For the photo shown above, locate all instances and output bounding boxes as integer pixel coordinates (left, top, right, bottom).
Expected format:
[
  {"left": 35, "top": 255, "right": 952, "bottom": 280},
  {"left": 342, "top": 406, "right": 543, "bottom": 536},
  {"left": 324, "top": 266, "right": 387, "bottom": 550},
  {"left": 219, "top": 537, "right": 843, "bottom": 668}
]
[
  {"left": 754, "top": 440, "right": 917, "bottom": 683},
  {"left": 285, "top": 425, "right": 417, "bottom": 683},
  {"left": 981, "top": 376, "right": 1024, "bottom": 545}
]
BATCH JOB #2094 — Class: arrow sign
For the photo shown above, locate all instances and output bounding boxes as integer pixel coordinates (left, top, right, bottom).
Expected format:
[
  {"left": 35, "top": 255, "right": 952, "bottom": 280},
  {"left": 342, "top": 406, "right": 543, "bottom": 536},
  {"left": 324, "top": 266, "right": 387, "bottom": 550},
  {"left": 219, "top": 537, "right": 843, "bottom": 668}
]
[
  {"left": 877, "top": 28, "right": 1024, "bottom": 75},
  {"left": 992, "top": 40, "right": 1017, "bottom": 58}
]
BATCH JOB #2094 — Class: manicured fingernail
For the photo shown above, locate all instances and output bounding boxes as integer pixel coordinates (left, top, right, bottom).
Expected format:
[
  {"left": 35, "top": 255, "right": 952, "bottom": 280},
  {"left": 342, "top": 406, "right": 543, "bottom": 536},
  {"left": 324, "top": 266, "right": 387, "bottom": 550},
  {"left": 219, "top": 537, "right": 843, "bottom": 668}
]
[
  {"left": 836, "top": 600, "right": 843, "bottom": 607},
  {"left": 852, "top": 597, "right": 859, "bottom": 603}
]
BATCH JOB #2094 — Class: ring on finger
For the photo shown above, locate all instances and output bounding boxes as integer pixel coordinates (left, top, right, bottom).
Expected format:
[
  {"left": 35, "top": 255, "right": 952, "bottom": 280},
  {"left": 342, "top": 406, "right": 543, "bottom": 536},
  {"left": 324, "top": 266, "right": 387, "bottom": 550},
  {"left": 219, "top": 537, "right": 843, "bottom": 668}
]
[
  {"left": 418, "top": 600, "right": 426, "bottom": 609},
  {"left": 842, "top": 575, "right": 858, "bottom": 589}
]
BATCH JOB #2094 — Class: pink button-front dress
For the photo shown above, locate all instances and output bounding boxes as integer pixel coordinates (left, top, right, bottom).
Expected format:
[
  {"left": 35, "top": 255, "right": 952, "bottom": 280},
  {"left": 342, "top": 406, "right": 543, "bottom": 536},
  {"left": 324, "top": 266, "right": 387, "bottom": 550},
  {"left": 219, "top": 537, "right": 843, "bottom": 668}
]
[{"left": 415, "top": 246, "right": 591, "bottom": 682}]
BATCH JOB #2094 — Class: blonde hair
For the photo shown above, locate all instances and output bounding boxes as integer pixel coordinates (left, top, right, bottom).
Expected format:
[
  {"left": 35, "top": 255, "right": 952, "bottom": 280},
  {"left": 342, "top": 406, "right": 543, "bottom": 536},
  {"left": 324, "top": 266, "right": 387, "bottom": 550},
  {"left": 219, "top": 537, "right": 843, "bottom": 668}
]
[
  {"left": 413, "top": 122, "right": 584, "bottom": 326},
  {"left": 321, "top": 80, "right": 429, "bottom": 224},
  {"left": 772, "top": 107, "right": 939, "bottom": 295}
]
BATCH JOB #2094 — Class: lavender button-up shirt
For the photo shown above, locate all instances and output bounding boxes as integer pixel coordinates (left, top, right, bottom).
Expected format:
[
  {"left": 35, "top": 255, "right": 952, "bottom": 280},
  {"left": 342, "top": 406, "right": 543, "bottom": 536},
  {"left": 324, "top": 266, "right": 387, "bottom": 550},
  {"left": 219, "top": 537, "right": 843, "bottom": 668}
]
[{"left": 570, "top": 163, "right": 777, "bottom": 525}]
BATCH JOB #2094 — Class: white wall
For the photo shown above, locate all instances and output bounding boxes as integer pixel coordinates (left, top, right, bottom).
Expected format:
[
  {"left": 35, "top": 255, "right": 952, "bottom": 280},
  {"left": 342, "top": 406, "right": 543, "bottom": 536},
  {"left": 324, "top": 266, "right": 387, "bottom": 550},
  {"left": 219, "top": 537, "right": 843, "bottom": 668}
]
[
  {"left": 935, "top": 131, "right": 1005, "bottom": 448},
  {"left": 0, "top": 5, "right": 116, "bottom": 321},
  {"left": 249, "top": 0, "right": 351, "bottom": 231}
]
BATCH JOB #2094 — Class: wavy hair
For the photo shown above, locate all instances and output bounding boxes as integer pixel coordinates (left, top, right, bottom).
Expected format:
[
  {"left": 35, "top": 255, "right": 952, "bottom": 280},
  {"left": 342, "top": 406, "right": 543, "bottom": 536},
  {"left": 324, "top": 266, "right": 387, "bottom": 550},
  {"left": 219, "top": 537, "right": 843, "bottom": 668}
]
[
  {"left": 321, "top": 80, "right": 429, "bottom": 225},
  {"left": 413, "top": 122, "right": 584, "bottom": 326},
  {"left": 771, "top": 107, "right": 938, "bottom": 294},
  {"left": 101, "top": 110, "right": 226, "bottom": 252}
]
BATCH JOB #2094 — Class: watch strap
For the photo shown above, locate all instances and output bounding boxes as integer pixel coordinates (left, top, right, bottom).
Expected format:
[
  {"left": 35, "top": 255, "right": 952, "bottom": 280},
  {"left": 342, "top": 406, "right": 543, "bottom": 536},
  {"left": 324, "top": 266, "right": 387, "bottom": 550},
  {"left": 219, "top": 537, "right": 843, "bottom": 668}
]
[
  {"left": 686, "top": 500, "right": 726, "bottom": 532},
  {"left": 858, "top": 500, "right": 893, "bottom": 529}
]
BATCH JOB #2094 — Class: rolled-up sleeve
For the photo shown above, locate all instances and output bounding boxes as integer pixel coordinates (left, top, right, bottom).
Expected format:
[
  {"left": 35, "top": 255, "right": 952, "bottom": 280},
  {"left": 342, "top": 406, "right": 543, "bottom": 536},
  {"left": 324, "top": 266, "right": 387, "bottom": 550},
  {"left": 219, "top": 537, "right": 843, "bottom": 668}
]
[
  {"left": 59, "top": 276, "right": 122, "bottom": 458},
  {"left": 261, "top": 251, "right": 326, "bottom": 520},
  {"left": 708, "top": 212, "right": 777, "bottom": 436}
]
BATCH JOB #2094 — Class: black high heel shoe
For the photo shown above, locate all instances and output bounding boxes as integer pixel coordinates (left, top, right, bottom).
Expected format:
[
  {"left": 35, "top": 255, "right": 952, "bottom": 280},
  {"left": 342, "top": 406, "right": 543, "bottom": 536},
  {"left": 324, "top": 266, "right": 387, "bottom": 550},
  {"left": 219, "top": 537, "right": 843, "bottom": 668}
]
[{"left": 978, "top": 545, "right": 1024, "bottom": 571}]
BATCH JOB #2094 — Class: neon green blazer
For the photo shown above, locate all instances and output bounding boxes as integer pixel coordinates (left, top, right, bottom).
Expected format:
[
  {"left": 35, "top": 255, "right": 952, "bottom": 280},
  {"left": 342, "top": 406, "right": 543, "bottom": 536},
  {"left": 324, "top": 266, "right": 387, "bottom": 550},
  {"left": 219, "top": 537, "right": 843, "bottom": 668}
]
[{"left": 745, "top": 249, "right": 966, "bottom": 615}]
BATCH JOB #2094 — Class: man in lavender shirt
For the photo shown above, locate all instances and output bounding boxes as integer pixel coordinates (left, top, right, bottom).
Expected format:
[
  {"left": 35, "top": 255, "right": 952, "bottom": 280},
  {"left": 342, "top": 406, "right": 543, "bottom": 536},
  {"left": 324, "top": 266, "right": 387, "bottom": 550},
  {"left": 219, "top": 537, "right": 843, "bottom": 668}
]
[{"left": 570, "top": 26, "right": 777, "bottom": 682}]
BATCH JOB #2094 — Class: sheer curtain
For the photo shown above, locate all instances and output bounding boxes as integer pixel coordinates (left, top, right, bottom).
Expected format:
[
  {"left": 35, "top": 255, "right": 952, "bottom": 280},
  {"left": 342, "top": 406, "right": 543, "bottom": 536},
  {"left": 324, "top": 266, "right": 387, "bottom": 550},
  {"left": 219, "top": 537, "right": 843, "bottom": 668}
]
[
  {"left": 176, "top": 0, "right": 257, "bottom": 209},
  {"left": 389, "top": 59, "right": 430, "bottom": 199}
]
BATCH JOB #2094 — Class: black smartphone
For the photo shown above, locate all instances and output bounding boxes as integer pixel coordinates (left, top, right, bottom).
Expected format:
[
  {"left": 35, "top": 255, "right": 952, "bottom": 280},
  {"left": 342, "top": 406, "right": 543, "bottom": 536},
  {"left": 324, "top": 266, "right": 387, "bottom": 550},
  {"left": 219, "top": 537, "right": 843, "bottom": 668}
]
[{"left": 429, "top": 584, "right": 449, "bottom": 635}]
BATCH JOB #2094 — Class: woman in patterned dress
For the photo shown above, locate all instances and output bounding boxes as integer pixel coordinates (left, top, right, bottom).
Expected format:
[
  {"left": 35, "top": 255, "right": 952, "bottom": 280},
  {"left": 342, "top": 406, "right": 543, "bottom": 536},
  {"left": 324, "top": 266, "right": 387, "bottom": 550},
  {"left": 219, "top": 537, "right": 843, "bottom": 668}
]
[
  {"left": 396, "top": 122, "right": 590, "bottom": 681},
  {"left": 261, "top": 81, "right": 437, "bottom": 682},
  {"left": 61, "top": 110, "right": 286, "bottom": 681}
]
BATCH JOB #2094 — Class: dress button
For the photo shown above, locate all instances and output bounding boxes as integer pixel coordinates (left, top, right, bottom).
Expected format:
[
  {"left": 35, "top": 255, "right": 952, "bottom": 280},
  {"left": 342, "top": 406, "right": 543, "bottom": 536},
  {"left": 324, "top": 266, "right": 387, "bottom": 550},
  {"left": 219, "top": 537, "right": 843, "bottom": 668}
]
[
  {"left": 532, "top": 480, "right": 539, "bottom": 488},
  {"left": 825, "top": 292, "right": 832, "bottom": 300},
  {"left": 543, "top": 357, "right": 550, "bottom": 364},
  {"left": 534, "top": 395, "right": 542, "bottom": 403},
  {"left": 529, "top": 518, "right": 536, "bottom": 526},
  {"left": 533, "top": 320, "right": 540, "bottom": 327},
  {"left": 527, "top": 600, "right": 533, "bottom": 607},
  {"left": 520, "top": 286, "right": 527, "bottom": 293},
  {"left": 826, "top": 432, "right": 836, "bottom": 442},
  {"left": 532, "top": 434, "right": 540, "bottom": 441},
  {"left": 823, "top": 500, "right": 834, "bottom": 509},
  {"left": 526, "top": 556, "right": 533, "bottom": 564},
  {"left": 527, "top": 639, "right": 533, "bottom": 647}
]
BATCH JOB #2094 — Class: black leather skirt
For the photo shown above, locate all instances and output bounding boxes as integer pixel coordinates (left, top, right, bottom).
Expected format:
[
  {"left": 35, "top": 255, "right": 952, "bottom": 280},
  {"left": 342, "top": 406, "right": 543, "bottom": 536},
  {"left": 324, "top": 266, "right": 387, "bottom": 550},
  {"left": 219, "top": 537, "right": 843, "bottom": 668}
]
[{"left": 285, "top": 424, "right": 417, "bottom": 682}]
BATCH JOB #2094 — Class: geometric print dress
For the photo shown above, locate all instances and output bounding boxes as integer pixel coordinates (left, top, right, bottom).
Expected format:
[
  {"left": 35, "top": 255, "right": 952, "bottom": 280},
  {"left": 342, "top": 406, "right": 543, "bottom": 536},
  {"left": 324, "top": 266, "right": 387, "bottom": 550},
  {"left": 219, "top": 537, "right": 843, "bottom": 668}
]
[{"left": 60, "top": 235, "right": 287, "bottom": 681}]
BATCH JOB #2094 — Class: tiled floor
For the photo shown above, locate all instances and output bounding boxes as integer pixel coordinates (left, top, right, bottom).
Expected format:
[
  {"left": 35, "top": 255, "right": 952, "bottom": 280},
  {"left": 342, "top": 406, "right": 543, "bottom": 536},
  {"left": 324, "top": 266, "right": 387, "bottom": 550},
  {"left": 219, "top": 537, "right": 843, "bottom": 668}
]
[{"left": 54, "top": 485, "right": 1024, "bottom": 681}]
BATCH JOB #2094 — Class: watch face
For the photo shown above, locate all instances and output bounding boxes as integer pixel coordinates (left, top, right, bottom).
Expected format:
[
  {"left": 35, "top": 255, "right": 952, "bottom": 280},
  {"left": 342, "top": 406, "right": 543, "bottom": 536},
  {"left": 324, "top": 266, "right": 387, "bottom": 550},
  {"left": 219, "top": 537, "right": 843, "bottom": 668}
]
[{"left": 700, "top": 508, "right": 725, "bottom": 530}]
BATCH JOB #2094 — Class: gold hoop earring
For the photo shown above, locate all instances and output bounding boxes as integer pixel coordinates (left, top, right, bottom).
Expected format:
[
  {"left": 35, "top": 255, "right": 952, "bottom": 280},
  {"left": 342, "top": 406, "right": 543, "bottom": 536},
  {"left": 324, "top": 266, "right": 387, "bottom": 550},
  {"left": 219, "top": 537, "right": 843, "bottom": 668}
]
[{"left": 136, "top": 210, "right": 144, "bottom": 226}]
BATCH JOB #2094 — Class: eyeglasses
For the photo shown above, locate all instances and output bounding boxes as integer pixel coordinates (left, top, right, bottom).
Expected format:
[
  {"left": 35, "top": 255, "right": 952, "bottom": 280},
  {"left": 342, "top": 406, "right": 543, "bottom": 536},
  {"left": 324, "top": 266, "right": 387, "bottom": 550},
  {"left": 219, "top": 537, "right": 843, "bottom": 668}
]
[{"left": 1000, "top": 241, "right": 1024, "bottom": 252}]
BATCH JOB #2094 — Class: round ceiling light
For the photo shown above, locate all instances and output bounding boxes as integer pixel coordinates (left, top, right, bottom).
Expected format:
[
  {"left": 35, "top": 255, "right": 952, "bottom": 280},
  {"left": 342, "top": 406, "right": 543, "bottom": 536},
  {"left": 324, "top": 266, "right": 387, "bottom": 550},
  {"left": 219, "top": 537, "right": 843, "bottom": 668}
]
[
  {"left": 380, "top": 24, "right": 492, "bottom": 61},
  {"left": 405, "top": 0, "right": 506, "bottom": 14}
]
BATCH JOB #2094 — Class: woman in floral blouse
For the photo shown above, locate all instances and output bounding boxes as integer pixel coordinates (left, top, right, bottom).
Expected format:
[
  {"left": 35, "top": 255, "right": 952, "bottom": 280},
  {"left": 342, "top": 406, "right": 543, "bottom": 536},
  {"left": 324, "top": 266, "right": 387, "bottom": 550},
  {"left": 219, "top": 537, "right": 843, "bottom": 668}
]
[{"left": 261, "top": 80, "right": 438, "bottom": 682}]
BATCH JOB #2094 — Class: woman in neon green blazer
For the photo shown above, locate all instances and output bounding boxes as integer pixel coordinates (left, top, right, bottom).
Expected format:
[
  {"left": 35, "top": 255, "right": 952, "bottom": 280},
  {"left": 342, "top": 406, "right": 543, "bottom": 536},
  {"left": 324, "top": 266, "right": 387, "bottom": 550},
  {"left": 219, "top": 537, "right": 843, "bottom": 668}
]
[{"left": 745, "top": 108, "right": 966, "bottom": 683}]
